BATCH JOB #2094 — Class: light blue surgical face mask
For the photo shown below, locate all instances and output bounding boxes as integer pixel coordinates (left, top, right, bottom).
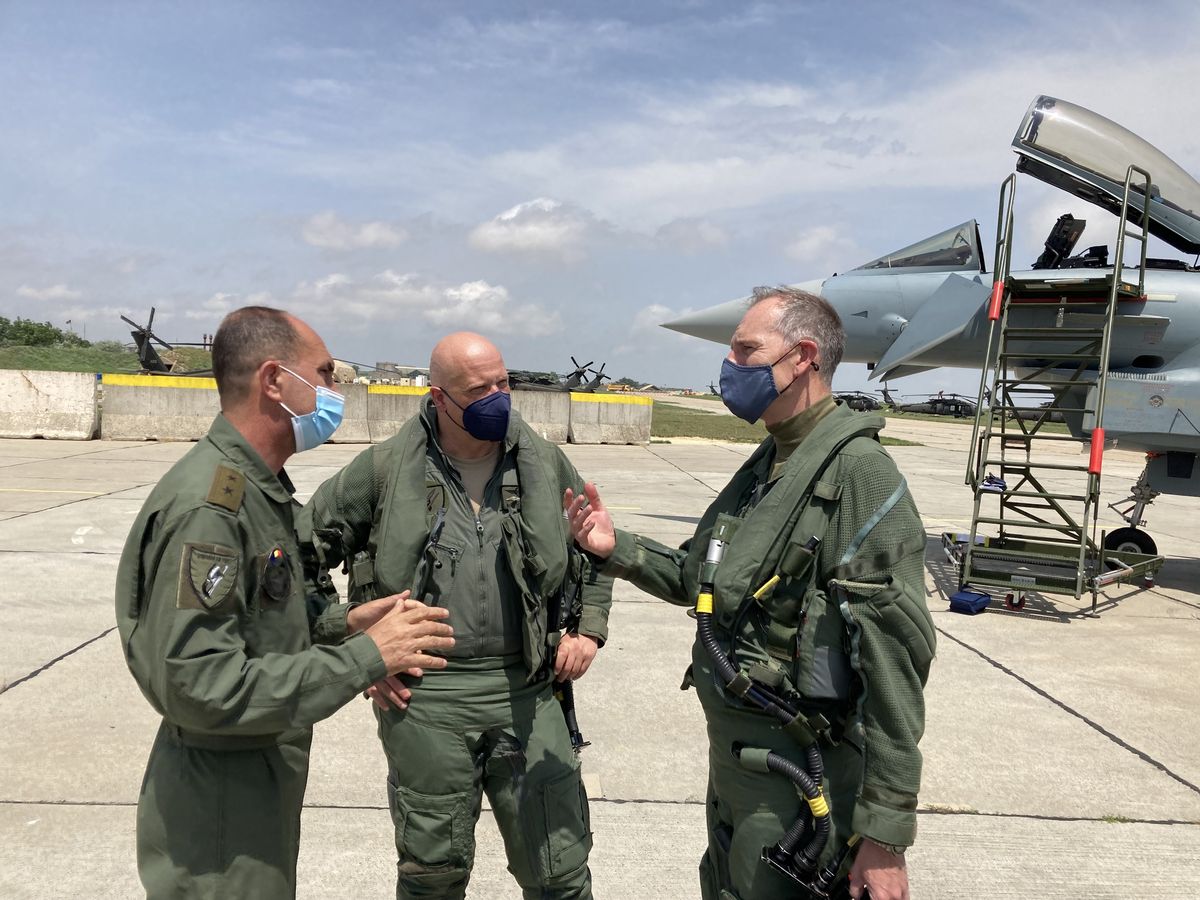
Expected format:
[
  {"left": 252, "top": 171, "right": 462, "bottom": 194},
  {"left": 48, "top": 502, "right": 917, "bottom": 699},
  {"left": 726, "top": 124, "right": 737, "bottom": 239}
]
[{"left": 278, "top": 365, "right": 345, "bottom": 452}]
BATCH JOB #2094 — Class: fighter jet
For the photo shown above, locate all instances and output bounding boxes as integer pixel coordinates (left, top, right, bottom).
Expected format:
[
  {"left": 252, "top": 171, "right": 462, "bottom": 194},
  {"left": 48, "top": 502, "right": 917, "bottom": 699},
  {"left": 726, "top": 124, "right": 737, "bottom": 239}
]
[{"left": 664, "top": 96, "right": 1200, "bottom": 557}]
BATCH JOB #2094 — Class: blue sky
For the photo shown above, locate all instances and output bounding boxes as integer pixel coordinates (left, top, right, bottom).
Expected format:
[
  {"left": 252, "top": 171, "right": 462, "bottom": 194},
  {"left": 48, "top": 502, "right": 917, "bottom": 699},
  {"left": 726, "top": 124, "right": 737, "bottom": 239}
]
[{"left": 3, "top": 0, "right": 1199, "bottom": 394}]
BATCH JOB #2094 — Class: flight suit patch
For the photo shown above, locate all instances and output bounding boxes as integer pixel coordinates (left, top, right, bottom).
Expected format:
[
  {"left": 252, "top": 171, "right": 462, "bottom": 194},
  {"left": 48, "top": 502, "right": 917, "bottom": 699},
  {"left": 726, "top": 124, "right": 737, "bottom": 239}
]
[
  {"left": 178, "top": 543, "right": 240, "bottom": 612},
  {"left": 260, "top": 546, "right": 292, "bottom": 603}
]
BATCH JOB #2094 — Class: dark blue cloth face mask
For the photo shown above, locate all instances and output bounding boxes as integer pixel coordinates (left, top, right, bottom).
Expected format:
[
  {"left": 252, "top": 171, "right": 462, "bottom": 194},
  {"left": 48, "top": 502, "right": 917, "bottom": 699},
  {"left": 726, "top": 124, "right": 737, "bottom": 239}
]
[
  {"left": 719, "top": 342, "right": 807, "bottom": 423},
  {"left": 442, "top": 388, "right": 511, "bottom": 441}
]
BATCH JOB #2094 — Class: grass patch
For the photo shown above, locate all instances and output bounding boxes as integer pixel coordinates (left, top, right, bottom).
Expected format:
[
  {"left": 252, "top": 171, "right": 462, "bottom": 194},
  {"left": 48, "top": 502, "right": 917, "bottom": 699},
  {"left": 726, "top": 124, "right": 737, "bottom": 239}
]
[
  {"left": 0, "top": 345, "right": 142, "bottom": 373},
  {"left": 1100, "top": 814, "right": 1133, "bottom": 824},
  {"left": 653, "top": 401, "right": 768, "bottom": 443},
  {"left": 652, "top": 402, "right": 921, "bottom": 446},
  {"left": 0, "top": 344, "right": 213, "bottom": 374}
]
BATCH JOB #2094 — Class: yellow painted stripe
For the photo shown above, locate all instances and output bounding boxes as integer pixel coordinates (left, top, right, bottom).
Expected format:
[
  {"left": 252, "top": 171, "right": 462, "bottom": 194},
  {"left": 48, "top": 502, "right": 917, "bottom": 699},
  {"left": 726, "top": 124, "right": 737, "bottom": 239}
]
[
  {"left": 569, "top": 392, "right": 653, "bottom": 406},
  {"left": 368, "top": 385, "right": 431, "bottom": 396},
  {"left": 0, "top": 487, "right": 104, "bottom": 495},
  {"left": 102, "top": 373, "right": 217, "bottom": 389}
]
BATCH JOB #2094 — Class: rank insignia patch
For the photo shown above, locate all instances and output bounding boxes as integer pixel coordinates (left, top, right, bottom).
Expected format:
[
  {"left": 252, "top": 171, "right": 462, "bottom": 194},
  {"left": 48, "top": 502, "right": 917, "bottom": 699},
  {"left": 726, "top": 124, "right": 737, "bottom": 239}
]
[{"left": 179, "top": 543, "right": 240, "bottom": 612}]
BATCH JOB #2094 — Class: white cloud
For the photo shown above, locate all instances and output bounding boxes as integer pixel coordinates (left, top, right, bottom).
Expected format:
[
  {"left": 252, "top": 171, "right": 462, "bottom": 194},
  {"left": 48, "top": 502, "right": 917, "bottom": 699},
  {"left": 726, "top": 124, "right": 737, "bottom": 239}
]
[
  {"left": 656, "top": 217, "right": 730, "bottom": 253},
  {"left": 425, "top": 281, "right": 561, "bottom": 337},
  {"left": 182, "top": 292, "right": 274, "bottom": 321},
  {"left": 784, "top": 225, "right": 860, "bottom": 270},
  {"left": 479, "top": 40, "right": 1200, "bottom": 229},
  {"left": 469, "top": 198, "right": 594, "bottom": 261},
  {"left": 302, "top": 211, "right": 408, "bottom": 250},
  {"left": 612, "top": 302, "right": 703, "bottom": 363},
  {"left": 286, "top": 270, "right": 561, "bottom": 336},
  {"left": 16, "top": 283, "right": 82, "bottom": 302}
]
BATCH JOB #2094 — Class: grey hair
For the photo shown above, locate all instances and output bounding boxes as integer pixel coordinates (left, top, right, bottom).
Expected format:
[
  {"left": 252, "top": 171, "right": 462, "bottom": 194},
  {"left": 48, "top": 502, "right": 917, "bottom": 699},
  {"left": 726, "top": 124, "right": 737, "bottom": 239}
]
[{"left": 748, "top": 285, "right": 844, "bottom": 385}]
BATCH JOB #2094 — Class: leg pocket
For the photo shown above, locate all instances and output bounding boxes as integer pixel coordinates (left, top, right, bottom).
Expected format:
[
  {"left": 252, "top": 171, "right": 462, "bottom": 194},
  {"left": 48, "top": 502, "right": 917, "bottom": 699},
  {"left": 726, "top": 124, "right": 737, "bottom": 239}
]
[
  {"left": 699, "top": 819, "right": 738, "bottom": 900},
  {"left": 389, "top": 778, "right": 473, "bottom": 874},
  {"left": 539, "top": 766, "right": 592, "bottom": 880}
]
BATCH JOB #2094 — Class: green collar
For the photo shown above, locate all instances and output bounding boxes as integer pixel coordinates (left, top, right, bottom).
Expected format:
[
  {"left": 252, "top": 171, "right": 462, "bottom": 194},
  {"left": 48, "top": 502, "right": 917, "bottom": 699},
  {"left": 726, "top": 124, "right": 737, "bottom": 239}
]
[
  {"left": 766, "top": 394, "right": 837, "bottom": 478},
  {"left": 206, "top": 414, "right": 295, "bottom": 502}
]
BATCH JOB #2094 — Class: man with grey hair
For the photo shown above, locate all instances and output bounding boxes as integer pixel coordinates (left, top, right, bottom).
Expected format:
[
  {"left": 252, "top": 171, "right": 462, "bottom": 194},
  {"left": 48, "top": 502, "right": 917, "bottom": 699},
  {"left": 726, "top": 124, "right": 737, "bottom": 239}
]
[{"left": 566, "top": 287, "right": 933, "bottom": 900}]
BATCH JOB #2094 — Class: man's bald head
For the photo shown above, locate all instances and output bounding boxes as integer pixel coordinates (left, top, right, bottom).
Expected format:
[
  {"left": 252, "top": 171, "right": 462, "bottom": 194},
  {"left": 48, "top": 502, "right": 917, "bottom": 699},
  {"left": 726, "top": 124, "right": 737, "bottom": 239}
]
[{"left": 429, "top": 332, "right": 506, "bottom": 393}]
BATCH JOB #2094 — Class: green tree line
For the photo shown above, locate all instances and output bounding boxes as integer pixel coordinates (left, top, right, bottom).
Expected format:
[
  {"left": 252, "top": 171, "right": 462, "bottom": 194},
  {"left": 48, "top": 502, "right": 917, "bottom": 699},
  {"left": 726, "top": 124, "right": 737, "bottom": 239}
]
[{"left": 0, "top": 316, "right": 90, "bottom": 348}]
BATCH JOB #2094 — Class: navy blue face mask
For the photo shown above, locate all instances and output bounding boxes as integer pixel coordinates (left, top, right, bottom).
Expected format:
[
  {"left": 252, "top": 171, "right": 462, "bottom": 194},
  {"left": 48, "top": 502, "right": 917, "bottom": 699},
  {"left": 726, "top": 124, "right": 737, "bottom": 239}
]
[
  {"left": 719, "top": 342, "right": 813, "bottom": 423},
  {"left": 440, "top": 388, "right": 511, "bottom": 442}
]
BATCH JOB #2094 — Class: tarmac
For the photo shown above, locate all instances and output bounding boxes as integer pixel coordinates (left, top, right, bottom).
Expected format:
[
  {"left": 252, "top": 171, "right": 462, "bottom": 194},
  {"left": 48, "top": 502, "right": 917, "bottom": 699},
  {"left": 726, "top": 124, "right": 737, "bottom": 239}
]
[{"left": 1, "top": 416, "right": 1198, "bottom": 898}]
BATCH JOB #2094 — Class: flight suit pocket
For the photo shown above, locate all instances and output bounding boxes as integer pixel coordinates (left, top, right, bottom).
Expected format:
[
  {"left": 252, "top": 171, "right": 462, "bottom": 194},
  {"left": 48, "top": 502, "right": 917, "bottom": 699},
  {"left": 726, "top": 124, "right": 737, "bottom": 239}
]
[
  {"left": 537, "top": 767, "right": 592, "bottom": 879},
  {"left": 794, "top": 589, "right": 853, "bottom": 703},
  {"left": 390, "top": 782, "right": 471, "bottom": 870}
]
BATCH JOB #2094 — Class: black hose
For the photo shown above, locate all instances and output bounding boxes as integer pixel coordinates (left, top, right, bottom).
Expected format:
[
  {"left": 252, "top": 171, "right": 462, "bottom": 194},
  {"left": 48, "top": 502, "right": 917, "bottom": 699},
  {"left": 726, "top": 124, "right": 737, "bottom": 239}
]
[
  {"left": 733, "top": 743, "right": 831, "bottom": 871},
  {"left": 697, "top": 611, "right": 800, "bottom": 727}
]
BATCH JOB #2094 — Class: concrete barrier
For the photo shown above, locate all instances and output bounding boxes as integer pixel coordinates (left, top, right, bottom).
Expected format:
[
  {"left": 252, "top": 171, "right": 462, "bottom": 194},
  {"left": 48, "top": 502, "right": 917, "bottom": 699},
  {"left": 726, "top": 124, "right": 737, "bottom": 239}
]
[
  {"left": 101, "top": 374, "right": 220, "bottom": 441},
  {"left": 330, "top": 382, "right": 370, "bottom": 443},
  {"left": 512, "top": 391, "right": 570, "bottom": 444},
  {"left": 0, "top": 370, "right": 98, "bottom": 439},
  {"left": 367, "top": 385, "right": 429, "bottom": 442},
  {"left": 91, "top": 378, "right": 585, "bottom": 445},
  {"left": 568, "top": 392, "right": 653, "bottom": 444}
]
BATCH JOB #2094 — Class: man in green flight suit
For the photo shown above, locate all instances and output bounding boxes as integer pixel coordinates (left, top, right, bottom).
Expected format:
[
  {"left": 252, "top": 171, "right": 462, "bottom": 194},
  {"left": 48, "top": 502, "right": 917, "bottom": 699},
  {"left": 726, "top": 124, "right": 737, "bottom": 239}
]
[
  {"left": 116, "top": 306, "right": 457, "bottom": 899},
  {"left": 298, "top": 332, "right": 612, "bottom": 900},
  {"left": 566, "top": 287, "right": 935, "bottom": 900}
]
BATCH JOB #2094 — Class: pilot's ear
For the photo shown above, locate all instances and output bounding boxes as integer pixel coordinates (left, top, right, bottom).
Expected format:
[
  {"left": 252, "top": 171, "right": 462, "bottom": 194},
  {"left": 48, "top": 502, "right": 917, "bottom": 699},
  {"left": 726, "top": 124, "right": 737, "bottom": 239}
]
[
  {"left": 799, "top": 339, "right": 821, "bottom": 374},
  {"left": 259, "top": 360, "right": 286, "bottom": 402}
]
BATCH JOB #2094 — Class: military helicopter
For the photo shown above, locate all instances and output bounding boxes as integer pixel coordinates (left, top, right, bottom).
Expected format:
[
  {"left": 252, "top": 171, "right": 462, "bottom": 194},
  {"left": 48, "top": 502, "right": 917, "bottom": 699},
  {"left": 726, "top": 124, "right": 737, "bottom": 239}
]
[
  {"left": 121, "top": 307, "right": 212, "bottom": 376},
  {"left": 890, "top": 392, "right": 978, "bottom": 418},
  {"left": 833, "top": 390, "right": 885, "bottom": 411},
  {"left": 508, "top": 356, "right": 609, "bottom": 392}
]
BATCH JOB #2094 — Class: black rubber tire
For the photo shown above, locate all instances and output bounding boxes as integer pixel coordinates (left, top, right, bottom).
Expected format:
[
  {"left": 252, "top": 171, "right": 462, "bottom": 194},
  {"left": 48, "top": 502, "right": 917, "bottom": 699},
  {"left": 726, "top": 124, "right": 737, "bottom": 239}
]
[{"left": 1104, "top": 527, "right": 1157, "bottom": 557}]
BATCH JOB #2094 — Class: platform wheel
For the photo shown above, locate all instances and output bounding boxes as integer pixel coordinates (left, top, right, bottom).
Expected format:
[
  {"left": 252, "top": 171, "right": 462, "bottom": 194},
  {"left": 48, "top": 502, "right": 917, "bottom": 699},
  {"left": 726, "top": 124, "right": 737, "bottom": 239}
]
[
  {"left": 1103, "top": 527, "right": 1157, "bottom": 557},
  {"left": 1004, "top": 592, "right": 1026, "bottom": 611}
]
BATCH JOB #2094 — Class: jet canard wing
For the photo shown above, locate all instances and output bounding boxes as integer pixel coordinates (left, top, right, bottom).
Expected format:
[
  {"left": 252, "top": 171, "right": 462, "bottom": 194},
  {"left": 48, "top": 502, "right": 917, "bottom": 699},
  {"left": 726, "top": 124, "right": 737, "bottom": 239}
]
[{"left": 868, "top": 272, "right": 990, "bottom": 381}]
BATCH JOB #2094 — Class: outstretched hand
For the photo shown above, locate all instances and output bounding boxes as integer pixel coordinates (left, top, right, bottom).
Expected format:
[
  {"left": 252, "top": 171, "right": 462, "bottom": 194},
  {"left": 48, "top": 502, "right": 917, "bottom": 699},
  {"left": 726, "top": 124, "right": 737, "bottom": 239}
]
[{"left": 563, "top": 482, "right": 616, "bottom": 559}]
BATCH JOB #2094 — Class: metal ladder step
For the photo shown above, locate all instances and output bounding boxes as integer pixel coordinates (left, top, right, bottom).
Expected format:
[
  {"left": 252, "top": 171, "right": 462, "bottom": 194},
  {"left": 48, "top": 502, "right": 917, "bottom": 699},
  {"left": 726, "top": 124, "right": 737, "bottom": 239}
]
[
  {"left": 983, "top": 432, "right": 1091, "bottom": 442},
  {"left": 972, "top": 517, "right": 1087, "bottom": 532},
  {"left": 998, "top": 351, "right": 1103, "bottom": 362},
  {"left": 1002, "top": 328, "right": 1108, "bottom": 338},
  {"left": 980, "top": 459, "right": 1092, "bottom": 472},
  {"left": 976, "top": 490, "right": 1090, "bottom": 502}
]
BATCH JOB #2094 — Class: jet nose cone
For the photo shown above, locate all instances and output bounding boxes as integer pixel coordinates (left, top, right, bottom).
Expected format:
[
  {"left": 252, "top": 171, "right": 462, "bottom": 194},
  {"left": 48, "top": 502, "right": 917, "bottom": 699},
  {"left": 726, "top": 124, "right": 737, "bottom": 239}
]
[
  {"left": 662, "top": 296, "right": 749, "bottom": 343},
  {"left": 661, "top": 280, "right": 829, "bottom": 344}
]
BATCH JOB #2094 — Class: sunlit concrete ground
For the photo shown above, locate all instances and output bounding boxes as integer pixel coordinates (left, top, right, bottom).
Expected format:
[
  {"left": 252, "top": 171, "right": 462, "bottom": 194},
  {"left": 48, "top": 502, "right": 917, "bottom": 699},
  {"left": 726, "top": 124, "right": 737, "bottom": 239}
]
[{"left": 0, "top": 418, "right": 1197, "bottom": 898}]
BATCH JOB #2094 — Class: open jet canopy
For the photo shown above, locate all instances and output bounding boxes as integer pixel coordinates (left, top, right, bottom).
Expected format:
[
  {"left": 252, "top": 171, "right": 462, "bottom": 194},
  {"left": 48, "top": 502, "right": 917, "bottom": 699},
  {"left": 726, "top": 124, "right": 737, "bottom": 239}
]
[
  {"left": 1014, "top": 95, "right": 1200, "bottom": 254},
  {"left": 853, "top": 220, "right": 986, "bottom": 274}
]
